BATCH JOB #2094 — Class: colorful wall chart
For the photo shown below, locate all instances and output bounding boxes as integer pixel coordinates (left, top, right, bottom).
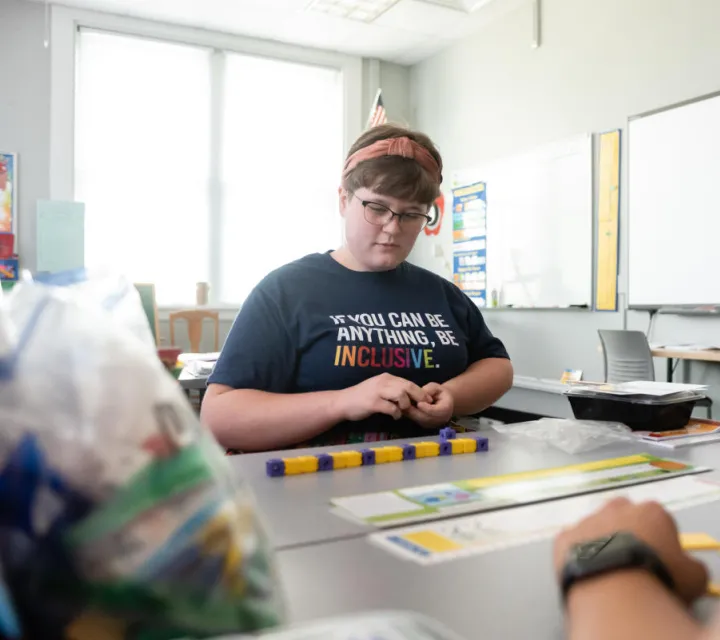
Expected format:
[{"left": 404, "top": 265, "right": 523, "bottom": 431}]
[
  {"left": 595, "top": 130, "right": 621, "bottom": 311},
  {"left": 452, "top": 182, "right": 487, "bottom": 307},
  {"left": 0, "top": 153, "right": 17, "bottom": 235}
]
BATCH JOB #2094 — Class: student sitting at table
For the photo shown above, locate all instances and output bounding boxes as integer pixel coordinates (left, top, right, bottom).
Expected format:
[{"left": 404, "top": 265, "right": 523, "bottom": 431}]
[{"left": 202, "top": 124, "right": 513, "bottom": 452}]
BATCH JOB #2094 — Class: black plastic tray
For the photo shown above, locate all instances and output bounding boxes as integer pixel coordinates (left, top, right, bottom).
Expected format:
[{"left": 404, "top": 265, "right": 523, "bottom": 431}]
[{"left": 567, "top": 394, "right": 697, "bottom": 431}]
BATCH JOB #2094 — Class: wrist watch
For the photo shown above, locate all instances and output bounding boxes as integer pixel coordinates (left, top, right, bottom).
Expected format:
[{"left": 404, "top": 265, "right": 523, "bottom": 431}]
[{"left": 561, "top": 531, "right": 675, "bottom": 601}]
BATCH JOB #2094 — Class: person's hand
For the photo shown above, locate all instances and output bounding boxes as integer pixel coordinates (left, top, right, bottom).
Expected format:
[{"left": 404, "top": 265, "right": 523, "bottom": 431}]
[
  {"left": 404, "top": 382, "right": 454, "bottom": 429},
  {"left": 553, "top": 497, "right": 708, "bottom": 604},
  {"left": 338, "top": 373, "right": 432, "bottom": 422}
]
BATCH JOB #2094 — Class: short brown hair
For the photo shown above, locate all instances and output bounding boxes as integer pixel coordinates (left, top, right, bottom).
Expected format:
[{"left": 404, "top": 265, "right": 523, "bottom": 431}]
[{"left": 342, "top": 124, "right": 443, "bottom": 205}]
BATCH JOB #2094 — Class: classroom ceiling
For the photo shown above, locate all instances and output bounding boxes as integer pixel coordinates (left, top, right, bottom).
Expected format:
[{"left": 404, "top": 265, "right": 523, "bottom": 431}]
[{"left": 36, "top": 0, "right": 524, "bottom": 64}]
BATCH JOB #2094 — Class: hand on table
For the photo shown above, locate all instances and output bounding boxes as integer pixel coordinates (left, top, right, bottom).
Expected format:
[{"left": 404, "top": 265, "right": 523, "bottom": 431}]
[
  {"left": 404, "top": 382, "right": 454, "bottom": 429},
  {"left": 339, "top": 373, "right": 432, "bottom": 422},
  {"left": 553, "top": 497, "right": 708, "bottom": 604}
]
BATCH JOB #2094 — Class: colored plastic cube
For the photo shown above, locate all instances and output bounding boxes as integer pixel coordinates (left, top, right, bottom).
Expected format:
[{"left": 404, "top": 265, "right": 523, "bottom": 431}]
[
  {"left": 317, "top": 453, "right": 333, "bottom": 471},
  {"left": 266, "top": 458, "right": 285, "bottom": 477},
  {"left": 342, "top": 450, "right": 363, "bottom": 467},
  {"left": 416, "top": 441, "right": 440, "bottom": 458},
  {"left": 361, "top": 449, "right": 376, "bottom": 465},
  {"left": 461, "top": 438, "right": 477, "bottom": 453},
  {"left": 439, "top": 441, "right": 452, "bottom": 456},
  {"left": 449, "top": 439, "right": 465, "bottom": 455},
  {"left": 329, "top": 452, "right": 348, "bottom": 469},
  {"left": 383, "top": 446, "right": 403, "bottom": 463},
  {"left": 299, "top": 456, "right": 319, "bottom": 473},
  {"left": 373, "top": 447, "right": 390, "bottom": 464},
  {"left": 402, "top": 444, "right": 417, "bottom": 460},
  {"left": 283, "top": 457, "right": 306, "bottom": 475},
  {"left": 439, "top": 427, "right": 456, "bottom": 441},
  {"left": 476, "top": 437, "right": 489, "bottom": 452}
]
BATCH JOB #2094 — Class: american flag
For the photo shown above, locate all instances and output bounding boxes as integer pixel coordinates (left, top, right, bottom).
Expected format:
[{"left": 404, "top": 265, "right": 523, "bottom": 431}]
[{"left": 367, "top": 89, "right": 387, "bottom": 128}]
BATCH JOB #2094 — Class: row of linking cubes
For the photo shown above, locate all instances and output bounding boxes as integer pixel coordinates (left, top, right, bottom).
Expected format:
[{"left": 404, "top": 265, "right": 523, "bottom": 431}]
[{"left": 265, "top": 427, "right": 489, "bottom": 477}]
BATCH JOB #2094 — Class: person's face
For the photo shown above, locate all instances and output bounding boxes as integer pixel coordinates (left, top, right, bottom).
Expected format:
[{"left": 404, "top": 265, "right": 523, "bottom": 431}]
[{"left": 339, "top": 186, "right": 430, "bottom": 271}]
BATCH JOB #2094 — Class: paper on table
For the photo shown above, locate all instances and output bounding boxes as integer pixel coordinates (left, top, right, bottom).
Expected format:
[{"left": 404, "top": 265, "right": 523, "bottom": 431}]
[
  {"left": 570, "top": 381, "right": 708, "bottom": 397},
  {"left": 370, "top": 476, "right": 720, "bottom": 565},
  {"left": 36, "top": 200, "right": 85, "bottom": 274},
  {"left": 331, "top": 454, "right": 708, "bottom": 528},
  {"left": 178, "top": 352, "right": 220, "bottom": 364}
]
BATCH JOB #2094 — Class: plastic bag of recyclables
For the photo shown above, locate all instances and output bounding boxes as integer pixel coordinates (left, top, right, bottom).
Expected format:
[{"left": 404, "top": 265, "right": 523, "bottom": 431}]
[{"left": 0, "top": 271, "right": 285, "bottom": 640}]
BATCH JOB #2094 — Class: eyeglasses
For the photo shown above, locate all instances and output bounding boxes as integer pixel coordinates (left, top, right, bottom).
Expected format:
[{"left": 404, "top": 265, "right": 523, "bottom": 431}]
[{"left": 356, "top": 195, "right": 431, "bottom": 230}]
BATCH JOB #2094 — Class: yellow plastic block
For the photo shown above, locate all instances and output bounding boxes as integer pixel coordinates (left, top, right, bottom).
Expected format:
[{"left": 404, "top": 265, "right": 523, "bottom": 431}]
[
  {"left": 456, "top": 438, "right": 477, "bottom": 453},
  {"left": 416, "top": 442, "right": 440, "bottom": 458},
  {"left": 382, "top": 446, "right": 404, "bottom": 463},
  {"left": 298, "top": 456, "right": 319, "bottom": 473},
  {"left": 339, "top": 450, "right": 363, "bottom": 468},
  {"left": 283, "top": 457, "right": 307, "bottom": 475},
  {"left": 680, "top": 533, "right": 720, "bottom": 551},
  {"left": 708, "top": 583, "right": 720, "bottom": 597},
  {"left": 450, "top": 439, "right": 465, "bottom": 454},
  {"left": 373, "top": 447, "right": 390, "bottom": 464},
  {"left": 330, "top": 452, "right": 348, "bottom": 469}
]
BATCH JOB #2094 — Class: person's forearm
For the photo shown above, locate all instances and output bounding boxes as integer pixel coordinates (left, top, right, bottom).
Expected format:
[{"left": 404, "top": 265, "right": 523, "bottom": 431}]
[
  {"left": 566, "top": 570, "right": 703, "bottom": 640},
  {"left": 201, "top": 387, "right": 345, "bottom": 451},
  {"left": 442, "top": 358, "right": 513, "bottom": 415}
]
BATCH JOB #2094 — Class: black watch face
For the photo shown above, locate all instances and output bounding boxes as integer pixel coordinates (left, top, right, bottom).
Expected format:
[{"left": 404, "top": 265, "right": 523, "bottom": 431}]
[{"left": 574, "top": 535, "right": 614, "bottom": 561}]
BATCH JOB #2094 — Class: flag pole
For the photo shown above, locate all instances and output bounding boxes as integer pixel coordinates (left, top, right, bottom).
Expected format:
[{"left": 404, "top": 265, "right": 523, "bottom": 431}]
[{"left": 367, "top": 87, "right": 382, "bottom": 128}]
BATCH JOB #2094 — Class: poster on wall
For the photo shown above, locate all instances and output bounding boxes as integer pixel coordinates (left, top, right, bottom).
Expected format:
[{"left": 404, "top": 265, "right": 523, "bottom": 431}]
[
  {"left": 0, "top": 153, "right": 17, "bottom": 235},
  {"left": 452, "top": 182, "right": 487, "bottom": 307},
  {"left": 424, "top": 194, "right": 445, "bottom": 236}
]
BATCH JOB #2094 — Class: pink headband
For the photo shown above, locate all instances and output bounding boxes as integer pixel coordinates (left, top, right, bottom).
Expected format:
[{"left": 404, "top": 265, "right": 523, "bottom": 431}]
[{"left": 342, "top": 136, "right": 442, "bottom": 184}]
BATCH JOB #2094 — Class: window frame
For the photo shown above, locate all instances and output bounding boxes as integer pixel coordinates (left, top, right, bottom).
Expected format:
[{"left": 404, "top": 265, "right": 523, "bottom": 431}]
[{"left": 51, "top": 6, "right": 362, "bottom": 308}]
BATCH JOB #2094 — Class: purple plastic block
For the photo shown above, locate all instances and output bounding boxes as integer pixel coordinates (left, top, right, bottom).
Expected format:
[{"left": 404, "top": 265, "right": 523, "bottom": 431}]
[
  {"left": 439, "top": 441, "right": 452, "bottom": 456},
  {"left": 317, "top": 454, "right": 333, "bottom": 471},
  {"left": 266, "top": 458, "right": 285, "bottom": 477},
  {"left": 475, "top": 437, "right": 489, "bottom": 452},
  {"left": 439, "top": 427, "right": 456, "bottom": 441},
  {"left": 361, "top": 449, "right": 376, "bottom": 465},
  {"left": 402, "top": 444, "right": 416, "bottom": 460}
]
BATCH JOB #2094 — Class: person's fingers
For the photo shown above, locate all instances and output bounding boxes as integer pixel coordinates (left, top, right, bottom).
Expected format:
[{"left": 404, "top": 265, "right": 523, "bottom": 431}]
[
  {"left": 402, "top": 381, "right": 433, "bottom": 404},
  {"left": 422, "top": 382, "right": 443, "bottom": 399},
  {"left": 416, "top": 401, "right": 445, "bottom": 415},
  {"left": 603, "top": 496, "right": 633, "bottom": 511},
  {"left": 392, "top": 393, "right": 412, "bottom": 411},
  {"left": 678, "top": 555, "right": 710, "bottom": 603},
  {"left": 377, "top": 399, "right": 402, "bottom": 420},
  {"left": 404, "top": 406, "right": 430, "bottom": 425}
]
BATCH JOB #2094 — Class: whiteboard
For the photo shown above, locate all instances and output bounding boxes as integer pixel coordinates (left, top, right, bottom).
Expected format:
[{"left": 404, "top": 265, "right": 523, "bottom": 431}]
[
  {"left": 454, "top": 134, "right": 592, "bottom": 308},
  {"left": 629, "top": 92, "right": 720, "bottom": 307}
]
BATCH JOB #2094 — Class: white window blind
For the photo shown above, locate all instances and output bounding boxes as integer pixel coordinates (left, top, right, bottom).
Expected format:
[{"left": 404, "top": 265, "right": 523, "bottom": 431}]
[
  {"left": 220, "top": 53, "right": 343, "bottom": 303},
  {"left": 75, "top": 29, "right": 345, "bottom": 306},
  {"left": 75, "top": 30, "right": 211, "bottom": 305}
]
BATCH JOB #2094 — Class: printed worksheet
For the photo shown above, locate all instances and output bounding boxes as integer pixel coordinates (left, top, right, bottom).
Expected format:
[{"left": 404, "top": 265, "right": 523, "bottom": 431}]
[
  {"left": 331, "top": 454, "right": 709, "bottom": 527},
  {"left": 370, "top": 476, "right": 720, "bottom": 565}
]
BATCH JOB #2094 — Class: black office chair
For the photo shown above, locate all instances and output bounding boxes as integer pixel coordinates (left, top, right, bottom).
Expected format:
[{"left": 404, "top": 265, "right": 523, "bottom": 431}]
[{"left": 598, "top": 329, "right": 712, "bottom": 419}]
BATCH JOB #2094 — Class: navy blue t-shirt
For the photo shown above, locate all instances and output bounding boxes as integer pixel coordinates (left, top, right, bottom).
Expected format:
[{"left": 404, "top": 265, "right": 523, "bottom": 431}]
[{"left": 209, "top": 252, "right": 509, "bottom": 446}]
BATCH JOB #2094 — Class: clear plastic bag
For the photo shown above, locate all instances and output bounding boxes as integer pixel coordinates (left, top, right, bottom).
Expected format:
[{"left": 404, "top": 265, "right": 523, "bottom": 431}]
[
  {"left": 491, "top": 419, "right": 635, "bottom": 454},
  {"left": 0, "top": 273, "right": 284, "bottom": 639},
  {"left": 27, "top": 268, "right": 156, "bottom": 351}
]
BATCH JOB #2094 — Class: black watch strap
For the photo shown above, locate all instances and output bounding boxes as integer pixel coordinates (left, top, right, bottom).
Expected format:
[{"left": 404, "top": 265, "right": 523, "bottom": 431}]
[{"left": 561, "top": 532, "right": 675, "bottom": 601}]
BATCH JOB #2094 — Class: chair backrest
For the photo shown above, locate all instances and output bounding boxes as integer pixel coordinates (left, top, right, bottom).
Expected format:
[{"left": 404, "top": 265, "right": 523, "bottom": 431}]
[
  {"left": 598, "top": 329, "right": 655, "bottom": 383},
  {"left": 169, "top": 309, "right": 220, "bottom": 353},
  {"left": 134, "top": 283, "right": 159, "bottom": 345}
]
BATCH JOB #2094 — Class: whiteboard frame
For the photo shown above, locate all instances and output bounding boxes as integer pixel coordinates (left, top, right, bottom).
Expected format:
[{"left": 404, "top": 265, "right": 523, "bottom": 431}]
[{"left": 627, "top": 88, "right": 720, "bottom": 310}]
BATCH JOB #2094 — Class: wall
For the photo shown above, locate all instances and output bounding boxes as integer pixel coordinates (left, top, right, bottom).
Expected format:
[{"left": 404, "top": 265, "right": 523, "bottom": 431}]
[
  {"left": 362, "top": 60, "right": 412, "bottom": 125},
  {"left": 0, "top": 0, "right": 51, "bottom": 272},
  {"left": 410, "top": 0, "right": 720, "bottom": 405}
]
